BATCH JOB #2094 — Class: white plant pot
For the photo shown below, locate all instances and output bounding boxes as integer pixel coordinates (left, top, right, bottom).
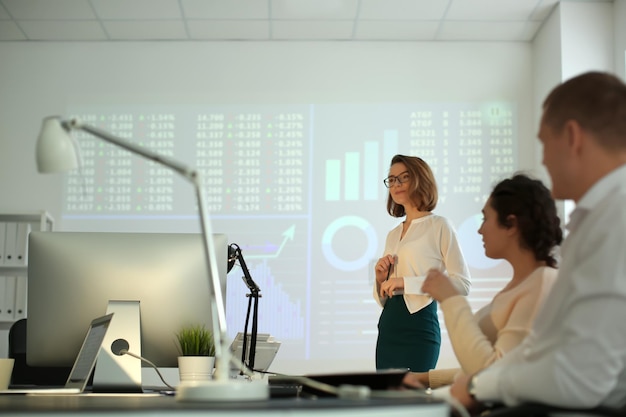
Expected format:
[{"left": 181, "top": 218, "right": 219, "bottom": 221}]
[{"left": 178, "top": 356, "right": 215, "bottom": 382}]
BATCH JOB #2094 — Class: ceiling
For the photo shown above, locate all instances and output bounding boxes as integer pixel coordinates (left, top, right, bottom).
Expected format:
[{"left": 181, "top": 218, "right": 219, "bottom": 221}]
[{"left": 0, "top": 0, "right": 612, "bottom": 42}]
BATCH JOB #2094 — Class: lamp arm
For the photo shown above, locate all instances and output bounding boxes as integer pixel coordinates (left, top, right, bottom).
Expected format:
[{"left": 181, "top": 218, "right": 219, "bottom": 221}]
[
  {"left": 69, "top": 119, "right": 195, "bottom": 180},
  {"left": 193, "top": 177, "right": 230, "bottom": 382},
  {"left": 230, "top": 244, "right": 260, "bottom": 293},
  {"left": 228, "top": 243, "right": 260, "bottom": 373},
  {"left": 67, "top": 118, "right": 230, "bottom": 382}
]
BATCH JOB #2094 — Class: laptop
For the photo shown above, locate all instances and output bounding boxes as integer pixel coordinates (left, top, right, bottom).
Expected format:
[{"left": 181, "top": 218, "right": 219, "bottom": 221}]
[{"left": 0, "top": 313, "right": 114, "bottom": 395}]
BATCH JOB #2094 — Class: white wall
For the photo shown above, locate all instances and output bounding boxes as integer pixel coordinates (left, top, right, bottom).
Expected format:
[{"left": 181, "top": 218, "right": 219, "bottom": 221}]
[
  {"left": 0, "top": 0, "right": 622, "bottom": 370},
  {"left": 0, "top": 41, "right": 534, "bottom": 217},
  {"left": 532, "top": 1, "right": 615, "bottom": 225},
  {"left": 561, "top": 1, "right": 614, "bottom": 80},
  {"left": 0, "top": 0, "right": 623, "bottom": 367},
  {"left": 533, "top": 0, "right": 614, "bottom": 173},
  {"left": 616, "top": 0, "right": 626, "bottom": 78},
  {"left": 532, "top": 2, "right": 564, "bottom": 186},
  {"left": 0, "top": 41, "right": 534, "bottom": 371}
]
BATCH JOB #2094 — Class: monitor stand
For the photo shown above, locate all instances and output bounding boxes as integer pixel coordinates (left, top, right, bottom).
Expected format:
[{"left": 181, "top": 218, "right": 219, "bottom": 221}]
[{"left": 92, "top": 300, "right": 143, "bottom": 393}]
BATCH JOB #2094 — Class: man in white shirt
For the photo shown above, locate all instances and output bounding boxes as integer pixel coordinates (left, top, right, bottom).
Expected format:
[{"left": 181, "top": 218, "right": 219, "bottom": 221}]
[{"left": 450, "top": 71, "right": 626, "bottom": 414}]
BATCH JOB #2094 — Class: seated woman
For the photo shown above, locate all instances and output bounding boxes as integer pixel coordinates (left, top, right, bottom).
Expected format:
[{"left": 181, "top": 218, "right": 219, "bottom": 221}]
[{"left": 404, "top": 173, "right": 563, "bottom": 389}]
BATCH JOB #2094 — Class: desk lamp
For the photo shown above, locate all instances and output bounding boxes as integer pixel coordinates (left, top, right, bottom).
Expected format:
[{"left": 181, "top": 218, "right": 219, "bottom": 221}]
[{"left": 35, "top": 116, "right": 268, "bottom": 402}]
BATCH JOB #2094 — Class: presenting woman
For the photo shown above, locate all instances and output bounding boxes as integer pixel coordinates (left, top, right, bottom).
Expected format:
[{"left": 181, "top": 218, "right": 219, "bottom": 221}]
[{"left": 374, "top": 154, "right": 471, "bottom": 372}]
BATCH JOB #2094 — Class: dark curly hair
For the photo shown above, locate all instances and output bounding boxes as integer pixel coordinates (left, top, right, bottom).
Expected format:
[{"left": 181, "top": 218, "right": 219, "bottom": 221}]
[{"left": 489, "top": 174, "right": 563, "bottom": 267}]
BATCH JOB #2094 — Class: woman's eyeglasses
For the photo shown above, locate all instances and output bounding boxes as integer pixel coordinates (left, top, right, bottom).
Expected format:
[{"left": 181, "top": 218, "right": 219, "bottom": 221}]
[{"left": 383, "top": 172, "right": 410, "bottom": 188}]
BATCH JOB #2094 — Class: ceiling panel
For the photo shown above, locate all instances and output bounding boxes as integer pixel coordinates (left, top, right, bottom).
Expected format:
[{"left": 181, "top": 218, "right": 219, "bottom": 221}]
[
  {"left": 272, "top": 20, "right": 354, "bottom": 40},
  {"left": 91, "top": 0, "right": 183, "bottom": 20},
  {"left": 181, "top": 0, "right": 269, "bottom": 19},
  {"left": 0, "top": 6, "right": 11, "bottom": 19},
  {"left": 358, "top": 0, "right": 449, "bottom": 20},
  {"left": 1, "top": 0, "right": 96, "bottom": 20},
  {"left": 439, "top": 20, "right": 538, "bottom": 41},
  {"left": 271, "top": 0, "right": 359, "bottom": 20},
  {"left": 0, "top": 0, "right": 613, "bottom": 42},
  {"left": 446, "top": 0, "right": 544, "bottom": 21},
  {"left": 355, "top": 20, "right": 440, "bottom": 40},
  {"left": 529, "top": 0, "right": 561, "bottom": 20},
  {"left": 187, "top": 19, "right": 270, "bottom": 40},
  {"left": 0, "top": 20, "right": 25, "bottom": 40},
  {"left": 19, "top": 20, "right": 106, "bottom": 40},
  {"left": 103, "top": 20, "right": 188, "bottom": 40}
]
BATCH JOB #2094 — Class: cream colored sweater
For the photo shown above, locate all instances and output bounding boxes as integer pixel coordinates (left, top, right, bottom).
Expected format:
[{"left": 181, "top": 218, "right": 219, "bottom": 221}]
[{"left": 428, "top": 266, "right": 558, "bottom": 388}]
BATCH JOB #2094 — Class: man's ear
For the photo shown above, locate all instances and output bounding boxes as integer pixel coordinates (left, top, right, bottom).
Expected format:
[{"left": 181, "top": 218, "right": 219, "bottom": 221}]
[{"left": 563, "top": 119, "right": 585, "bottom": 156}]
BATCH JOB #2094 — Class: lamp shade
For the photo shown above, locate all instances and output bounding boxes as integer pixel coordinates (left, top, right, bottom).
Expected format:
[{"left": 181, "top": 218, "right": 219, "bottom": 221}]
[{"left": 36, "top": 116, "right": 78, "bottom": 173}]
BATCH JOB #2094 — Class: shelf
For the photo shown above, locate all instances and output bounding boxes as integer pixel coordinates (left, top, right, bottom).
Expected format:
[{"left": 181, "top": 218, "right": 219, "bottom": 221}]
[{"left": 0, "top": 211, "right": 54, "bottom": 323}]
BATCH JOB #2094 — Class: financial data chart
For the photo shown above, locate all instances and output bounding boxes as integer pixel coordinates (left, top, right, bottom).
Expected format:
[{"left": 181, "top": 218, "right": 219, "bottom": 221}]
[
  {"left": 65, "top": 107, "right": 310, "bottom": 216},
  {"left": 63, "top": 101, "right": 516, "bottom": 373}
]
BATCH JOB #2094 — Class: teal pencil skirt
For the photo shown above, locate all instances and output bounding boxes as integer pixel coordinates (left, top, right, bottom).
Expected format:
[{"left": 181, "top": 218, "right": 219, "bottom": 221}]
[{"left": 375, "top": 296, "right": 441, "bottom": 372}]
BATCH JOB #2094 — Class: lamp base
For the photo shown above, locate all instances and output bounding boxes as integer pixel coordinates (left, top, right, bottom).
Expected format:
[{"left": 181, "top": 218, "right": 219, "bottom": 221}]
[{"left": 175, "top": 379, "right": 269, "bottom": 402}]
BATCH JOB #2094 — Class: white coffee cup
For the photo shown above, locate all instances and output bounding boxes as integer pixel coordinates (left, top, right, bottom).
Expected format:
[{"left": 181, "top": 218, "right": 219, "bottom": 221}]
[{"left": 0, "top": 358, "right": 15, "bottom": 390}]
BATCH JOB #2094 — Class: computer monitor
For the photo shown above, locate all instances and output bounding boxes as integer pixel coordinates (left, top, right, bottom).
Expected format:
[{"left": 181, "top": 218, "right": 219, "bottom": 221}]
[{"left": 26, "top": 231, "right": 228, "bottom": 373}]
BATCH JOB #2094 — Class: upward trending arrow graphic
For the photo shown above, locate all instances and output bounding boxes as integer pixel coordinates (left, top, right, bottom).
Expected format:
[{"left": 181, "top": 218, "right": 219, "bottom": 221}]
[{"left": 247, "top": 224, "right": 295, "bottom": 259}]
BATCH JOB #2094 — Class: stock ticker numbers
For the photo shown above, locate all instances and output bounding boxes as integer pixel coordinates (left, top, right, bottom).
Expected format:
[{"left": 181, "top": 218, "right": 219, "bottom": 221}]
[
  {"left": 63, "top": 104, "right": 514, "bottom": 219},
  {"left": 141, "top": 115, "right": 177, "bottom": 213},
  {"left": 64, "top": 109, "right": 310, "bottom": 218},
  {"left": 64, "top": 113, "right": 181, "bottom": 215},
  {"left": 195, "top": 111, "right": 309, "bottom": 215},
  {"left": 408, "top": 105, "right": 515, "bottom": 203}
]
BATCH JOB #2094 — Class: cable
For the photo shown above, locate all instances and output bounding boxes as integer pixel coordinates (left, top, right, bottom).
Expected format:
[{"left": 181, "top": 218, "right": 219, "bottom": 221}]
[
  {"left": 112, "top": 335, "right": 258, "bottom": 389},
  {"left": 118, "top": 349, "right": 176, "bottom": 391}
]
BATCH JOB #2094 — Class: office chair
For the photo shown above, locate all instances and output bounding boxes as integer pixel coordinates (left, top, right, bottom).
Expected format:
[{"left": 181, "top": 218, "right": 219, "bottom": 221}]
[
  {"left": 8, "top": 318, "right": 71, "bottom": 386},
  {"left": 484, "top": 402, "right": 626, "bottom": 417}
]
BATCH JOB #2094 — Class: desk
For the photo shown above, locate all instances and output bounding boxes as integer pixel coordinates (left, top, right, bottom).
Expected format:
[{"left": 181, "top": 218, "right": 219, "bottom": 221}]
[{"left": 0, "top": 393, "right": 448, "bottom": 416}]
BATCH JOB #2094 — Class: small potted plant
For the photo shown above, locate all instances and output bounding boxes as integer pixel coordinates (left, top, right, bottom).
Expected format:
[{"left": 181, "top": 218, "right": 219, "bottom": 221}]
[{"left": 176, "top": 324, "right": 216, "bottom": 381}]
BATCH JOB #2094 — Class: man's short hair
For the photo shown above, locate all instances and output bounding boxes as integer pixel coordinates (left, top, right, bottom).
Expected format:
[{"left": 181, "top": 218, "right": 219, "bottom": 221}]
[{"left": 542, "top": 71, "right": 626, "bottom": 151}]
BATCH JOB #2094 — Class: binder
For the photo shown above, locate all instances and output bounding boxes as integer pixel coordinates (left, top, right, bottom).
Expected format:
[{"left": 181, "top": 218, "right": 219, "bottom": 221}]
[
  {"left": 0, "top": 276, "right": 17, "bottom": 321},
  {"left": 3, "top": 222, "right": 17, "bottom": 266},
  {"left": 14, "top": 275, "right": 27, "bottom": 319},
  {"left": 15, "top": 223, "right": 31, "bottom": 265},
  {"left": 4, "top": 276, "right": 16, "bottom": 321},
  {"left": 0, "top": 276, "right": 5, "bottom": 320},
  {"left": 0, "top": 223, "right": 6, "bottom": 264}
]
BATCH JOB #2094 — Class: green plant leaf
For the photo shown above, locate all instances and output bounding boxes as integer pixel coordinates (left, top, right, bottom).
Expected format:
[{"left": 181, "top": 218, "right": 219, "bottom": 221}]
[{"left": 175, "top": 324, "right": 215, "bottom": 356}]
